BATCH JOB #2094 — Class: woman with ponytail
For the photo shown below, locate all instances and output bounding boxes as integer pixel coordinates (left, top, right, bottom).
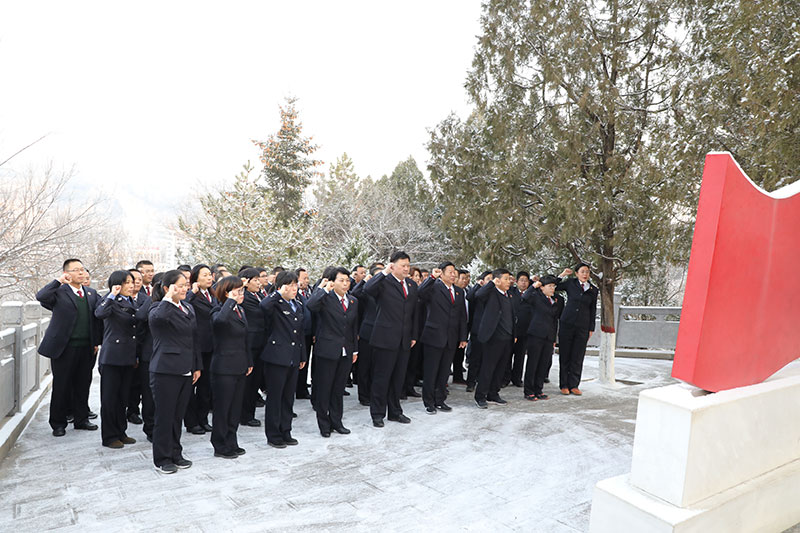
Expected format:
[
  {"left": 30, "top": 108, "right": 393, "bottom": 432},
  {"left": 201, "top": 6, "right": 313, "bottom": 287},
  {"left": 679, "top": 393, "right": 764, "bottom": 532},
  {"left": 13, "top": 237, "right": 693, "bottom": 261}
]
[{"left": 148, "top": 270, "right": 202, "bottom": 474}]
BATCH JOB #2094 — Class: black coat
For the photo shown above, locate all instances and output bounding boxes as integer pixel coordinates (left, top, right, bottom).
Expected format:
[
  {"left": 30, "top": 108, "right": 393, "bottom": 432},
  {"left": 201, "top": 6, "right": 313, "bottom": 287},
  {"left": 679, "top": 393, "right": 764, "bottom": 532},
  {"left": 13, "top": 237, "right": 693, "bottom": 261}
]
[
  {"left": 509, "top": 286, "right": 532, "bottom": 337},
  {"left": 259, "top": 292, "right": 306, "bottom": 367},
  {"left": 296, "top": 287, "right": 315, "bottom": 337},
  {"left": 36, "top": 280, "right": 102, "bottom": 359},
  {"left": 466, "top": 283, "right": 485, "bottom": 336},
  {"left": 306, "top": 289, "right": 359, "bottom": 360},
  {"left": 210, "top": 299, "right": 251, "bottom": 375},
  {"left": 241, "top": 290, "right": 266, "bottom": 349},
  {"left": 132, "top": 292, "right": 153, "bottom": 362},
  {"left": 184, "top": 289, "right": 218, "bottom": 353},
  {"left": 350, "top": 279, "right": 378, "bottom": 341},
  {"left": 364, "top": 272, "right": 419, "bottom": 350},
  {"left": 417, "top": 277, "right": 468, "bottom": 349},
  {"left": 555, "top": 278, "right": 598, "bottom": 331},
  {"left": 474, "top": 282, "right": 517, "bottom": 344},
  {"left": 521, "top": 288, "right": 565, "bottom": 342},
  {"left": 95, "top": 294, "right": 149, "bottom": 366},
  {"left": 148, "top": 300, "right": 202, "bottom": 375}
]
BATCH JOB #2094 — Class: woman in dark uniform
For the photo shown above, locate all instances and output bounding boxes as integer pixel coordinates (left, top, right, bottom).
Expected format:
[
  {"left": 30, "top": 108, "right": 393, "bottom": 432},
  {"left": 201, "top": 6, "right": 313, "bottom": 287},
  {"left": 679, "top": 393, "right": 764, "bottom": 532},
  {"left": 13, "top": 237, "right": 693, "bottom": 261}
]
[
  {"left": 148, "top": 270, "right": 202, "bottom": 474},
  {"left": 239, "top": 268, "right": 266, "bottom": 427},
  {"left": 209, "top": 276, "right": 252, "bottom": 458},
  {"left": 184, "top": 264, "right": 217, "bottom": 435}
]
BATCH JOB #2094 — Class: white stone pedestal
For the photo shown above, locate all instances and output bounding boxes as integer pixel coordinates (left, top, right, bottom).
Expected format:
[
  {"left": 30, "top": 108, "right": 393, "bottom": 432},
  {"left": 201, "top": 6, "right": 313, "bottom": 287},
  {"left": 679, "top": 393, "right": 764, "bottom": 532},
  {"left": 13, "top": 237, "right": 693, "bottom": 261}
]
[{"left": 589, "top": 364, "right": 800, "bottom": 533}]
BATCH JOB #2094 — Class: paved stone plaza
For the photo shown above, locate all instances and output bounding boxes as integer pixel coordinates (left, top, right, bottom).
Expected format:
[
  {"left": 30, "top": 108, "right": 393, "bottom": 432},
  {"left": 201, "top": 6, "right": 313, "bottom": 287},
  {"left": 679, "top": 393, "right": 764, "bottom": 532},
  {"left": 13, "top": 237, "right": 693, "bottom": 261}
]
[{"left": 0, "top": 358, "right": 788, "bottom": 532}]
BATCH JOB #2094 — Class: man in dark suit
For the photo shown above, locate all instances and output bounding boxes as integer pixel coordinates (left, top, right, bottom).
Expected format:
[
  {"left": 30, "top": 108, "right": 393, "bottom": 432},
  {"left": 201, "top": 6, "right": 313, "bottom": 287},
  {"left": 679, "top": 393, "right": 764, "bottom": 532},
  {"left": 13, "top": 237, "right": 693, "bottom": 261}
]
[
  {"left": 451, "top": 269, "right": 471, "bottom": 384},
  {"left": 417, "top": 262, "right": 468, "bottom": 414},
  {"left": 506, "top": 271, "right": 533, "bottom": 388},
  {"left": 522, "top": 275, "right": 564, "bottom": 400},
  {"left": 555, "top": 263, "right": 598, "bottom": 395},
  {"left": 350, "top": 264, "right": 381, "bottom": 406},
  {"left": 259, "top": 271, "right": 306, "bottom": 448},
  {"left": 136, "top": 260, "right": 155, "bottom": 298},
  {"left": 473, "top": 268, "right": 515, "bottom": 408},
  {"left": 295, "top": 267, "right": 314, "bottom": 399},
  {"left": 36, "top": 259, "right": 101, "bottom": 436},
  {"left": 306, "top": 267, "right": 359, "bottom": 437},
  {"left": 465, "top": 270, "right": 493, "bottom": 392},
  {"left": 364, "top": 251, "right": 418, "bottom": 427}
]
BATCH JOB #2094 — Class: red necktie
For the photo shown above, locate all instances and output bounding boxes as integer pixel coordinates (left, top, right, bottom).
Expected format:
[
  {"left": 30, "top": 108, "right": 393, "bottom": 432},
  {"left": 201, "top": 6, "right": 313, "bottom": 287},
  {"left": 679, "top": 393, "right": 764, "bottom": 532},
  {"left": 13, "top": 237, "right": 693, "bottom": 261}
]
[
  {"left": 449, "top": 287, "right": 454, "bottom": 304},
  {"left": 146, "top": 286, "right": 151, "bottom": 296},
  {"left": 341, "top": 297, "right": 347, "bottom": 312},
  {"left": 204, "top": 291, "right": 211, "bottom": 302},
  {"left": 77, "top": 289, "right": 83, "bottom": 298},
  {"left": 401, "top": 281, "right": 407, "bottom": 299},
  {"left": 179, "top": 304, "right": 188, "bottom": 314},
  {"left": 235, "top": 306, "right": 242, "bottom": 319}
]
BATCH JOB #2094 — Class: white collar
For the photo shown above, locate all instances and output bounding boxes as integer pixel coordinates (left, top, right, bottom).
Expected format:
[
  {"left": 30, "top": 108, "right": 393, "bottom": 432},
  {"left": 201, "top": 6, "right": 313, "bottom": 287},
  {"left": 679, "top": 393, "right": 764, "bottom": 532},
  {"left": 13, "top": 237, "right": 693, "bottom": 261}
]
[{"left": 68, "top": 284, "right": 85, "bottom": 295}]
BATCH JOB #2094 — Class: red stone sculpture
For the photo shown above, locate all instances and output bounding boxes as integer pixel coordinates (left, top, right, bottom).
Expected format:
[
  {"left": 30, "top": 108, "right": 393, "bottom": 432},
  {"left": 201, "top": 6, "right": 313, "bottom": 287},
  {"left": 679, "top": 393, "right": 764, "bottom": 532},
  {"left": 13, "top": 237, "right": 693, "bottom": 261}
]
[{"left": 672, "top": 152, "right": 800, "bottom": 392}]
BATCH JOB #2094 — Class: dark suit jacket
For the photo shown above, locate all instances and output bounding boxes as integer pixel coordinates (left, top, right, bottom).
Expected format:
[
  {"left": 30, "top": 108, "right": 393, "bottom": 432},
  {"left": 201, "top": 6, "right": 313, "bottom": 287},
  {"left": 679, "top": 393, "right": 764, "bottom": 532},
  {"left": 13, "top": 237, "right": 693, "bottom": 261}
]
[
  {"left": 305, "top": 289, "right": 359, "bottom": 360},
  {"left": 148, "top": 300, "right": 202, "bottom": 375},
  {"left": 521, "top": 288, "right": 565, "bottom": 342},
  {"left": 241, "top": 290, "right": 266, "bottom": 349},
  {"left": 417, "top": 277, "right": 468, "bottom": 349},
  {"left": 210, "top": 299, "right": 251, "bottom": 375},
  {"left": 555, "top": 278, "right": 598, "bottom": 331},
  {"left": 95, "top": 294, "right": 148, "bottom": 366},
  {"left": 350, "top": 279, "right": 378, "bottom": 341},
  {"left": 184, "top": 289, "right": 218, "bottom": 353},
  {"left": 36, "top": 280, "right": 102, "bottom": 359},
  {"left": 259, "top": 292, "right": 306, "bottom": 367},
  {"left": 466, "top": 283, "right": 485, "bottom": 336},
  {"left": 364, "top": 272, "right": 418, "bottom": 351},
  {"left": 474, "top": 282, "right": 517, "bottom": 344},
  {"left": 509, "top": 286, "right": 532, "bottom": 337},
  {"left": 296, "top": 287, "right": 315, "bottom": 337},
  {"left": 133, "top": 292, "right": 154, "bottom": 363}
]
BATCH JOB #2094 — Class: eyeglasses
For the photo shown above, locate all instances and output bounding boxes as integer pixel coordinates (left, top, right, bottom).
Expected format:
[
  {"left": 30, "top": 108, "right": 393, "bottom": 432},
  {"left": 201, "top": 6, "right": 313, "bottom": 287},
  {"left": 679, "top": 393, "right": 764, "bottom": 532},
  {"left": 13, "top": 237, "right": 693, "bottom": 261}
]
[{"left": 66, "top": 267, "right": 87, "bottom": 273}]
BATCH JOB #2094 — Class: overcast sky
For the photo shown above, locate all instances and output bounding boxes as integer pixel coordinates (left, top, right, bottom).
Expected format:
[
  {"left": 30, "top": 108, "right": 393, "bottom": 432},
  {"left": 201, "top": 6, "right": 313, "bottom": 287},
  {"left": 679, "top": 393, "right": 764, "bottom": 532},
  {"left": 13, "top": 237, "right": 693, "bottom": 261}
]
[{"left": 0, "top": 1, "right": 482, "bottom": 239}]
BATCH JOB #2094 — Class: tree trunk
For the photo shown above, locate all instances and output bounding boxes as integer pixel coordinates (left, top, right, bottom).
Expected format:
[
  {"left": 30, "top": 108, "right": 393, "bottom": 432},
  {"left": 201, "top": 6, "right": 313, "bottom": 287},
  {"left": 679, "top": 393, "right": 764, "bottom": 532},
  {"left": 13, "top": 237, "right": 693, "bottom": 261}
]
[{"left": 598, "top": 258, "right": 617, "bottom": 384}]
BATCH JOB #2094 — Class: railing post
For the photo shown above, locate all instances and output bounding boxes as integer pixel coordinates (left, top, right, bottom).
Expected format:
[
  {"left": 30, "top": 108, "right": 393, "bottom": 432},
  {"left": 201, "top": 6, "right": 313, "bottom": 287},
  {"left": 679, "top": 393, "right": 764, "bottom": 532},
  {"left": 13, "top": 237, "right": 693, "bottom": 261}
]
[
  {"left": 1, "top": 302, "right": 24, "bottom": 414},
  {"left": 24, "top": 302, "right": 42, "bottom": 389}
]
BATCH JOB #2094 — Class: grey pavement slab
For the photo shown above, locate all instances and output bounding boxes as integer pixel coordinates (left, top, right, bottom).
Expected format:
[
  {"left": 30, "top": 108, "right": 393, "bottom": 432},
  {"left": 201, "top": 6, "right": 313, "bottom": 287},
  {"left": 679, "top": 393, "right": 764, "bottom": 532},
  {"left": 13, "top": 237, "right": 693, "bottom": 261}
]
[{"left": 0, "top": 357, "right": 764, "bottom": 532}]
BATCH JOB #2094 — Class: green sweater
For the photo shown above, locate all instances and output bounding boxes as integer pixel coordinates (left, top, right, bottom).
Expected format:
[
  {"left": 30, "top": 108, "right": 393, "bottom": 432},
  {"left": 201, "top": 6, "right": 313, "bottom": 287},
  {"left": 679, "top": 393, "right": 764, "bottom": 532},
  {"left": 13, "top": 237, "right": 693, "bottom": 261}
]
[{"left": 68, "top": 292, "right": 91, "bottom": 347}]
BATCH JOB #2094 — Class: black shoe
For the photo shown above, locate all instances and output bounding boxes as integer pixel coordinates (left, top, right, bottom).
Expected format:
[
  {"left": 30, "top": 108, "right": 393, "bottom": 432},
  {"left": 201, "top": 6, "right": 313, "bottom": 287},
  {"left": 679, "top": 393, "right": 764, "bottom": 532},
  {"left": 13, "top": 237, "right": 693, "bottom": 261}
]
[
  {"left": 243, "top": 419, "right": 261, "bottom": 427},
  {"left": 388, "top": 414, "right": 411, "bottom": 424},
  {"left": 187, "top": 425, "right": 205, "bottom": 435},
  {"left": 435, "top": 403, "right": 452, "bottom": 412},
  {"left": 500, "top": 381, "right": 510, "bottom": 388},
  {"left": 127, "top": 413, "right": 143, "bottom": 425},
  {"left": 87, "top": 410, "right": 98, "bottom": 420},
  {"left": 465, "top": 384, "right": 475, "bottom": 393},
  {"left": 283, "top": 436, "right": 298, "bottom": 446},
  {"left": 544, "top": 378, "right": 550, "bottom": 383},
  {"left": 372, "top": 418, "right": 384, "bottom": 428},
  {"left": 120, "top": 435, "right": 136, "bottom": 444},
  {"left": 414, "top": 379, "right": 424, "bottom": 387},
  {"left": 235, "top": 447, "right": 246, "bottom": 456},
  {"left": 74, "top": 421, "right": 98, "bottom": 431},
  {"left": 214, "top": 450, "right": 238, "bottom": 459},
  {"left": 66, "top": 414, "right": 74, "bottom": 423},
  {"left": 359, "top": 400, "right": 370, "bottom": 407},
  {"left": 104, "top": 440, "right": 124, "bottom": 449},
  {"left": 296, "top": 391, "right": 311, "bottom": 400},
  {"left": 154, "top": 463, "right": 178, "bottom": 474},
  {"left": 536, "top": 394, "right": 549, "bottom": 400},
  {"left": 425, "top": 406, "right": 437, "bottom": 415},
  {"left": 475, "top": 399, "right": 488, "bottom": 409},
  {"left": 146, "top": 434, "right": 153, "bottom": 443},
  {"left": 333, "top": 426, "right": 351, "bottom": 435},
  {"left": 52, "top": 427, "right": 66, "bottom": 437},
  {"left": 452, "top": 378, "right": 467, "bottom": 384},
  {"left": 320, "top": 430, "right": 331, "bottom": 438},
  {"left": 201, "top": 422, "right": 213, "bottom": 432},
  {"left": 488, "top": 396, "right": 508, "bottom": 405},
  {"left": 511, "top": 381, "right": 523, "bottom": 388},
  {"left": 175, "top": 457, "right": 192, "bottom": 469},
  {"left": 343, "top": 390, "right": 350, "bottom": 396},
  {"left": 399, "top": 394, "right": 407, "bottom": 400},
  {"left": 268, "top": 440, "right": 287, "bottom": 449},
  {"left": 345, "top": 380, "right": 353, "bottom": 388},
  {"left": 525, "top": 394, "right": 538, "bottom": 401},
  {"left": 292, "top": 412, "right": 298, "bottom": 418},
  {"left": 405, "top": 388, "right": 422, "bottom": 398},
  {"left": 255, "top": 396, "right": 265, "bottom": 407}
]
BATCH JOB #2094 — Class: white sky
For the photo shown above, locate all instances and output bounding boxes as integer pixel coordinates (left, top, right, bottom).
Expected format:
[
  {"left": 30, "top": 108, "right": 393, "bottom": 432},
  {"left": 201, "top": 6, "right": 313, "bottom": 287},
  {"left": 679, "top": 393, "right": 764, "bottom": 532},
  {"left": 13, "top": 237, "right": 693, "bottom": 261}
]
[{"left": 0, "top": 1, "right": 482, "bottom": 239}]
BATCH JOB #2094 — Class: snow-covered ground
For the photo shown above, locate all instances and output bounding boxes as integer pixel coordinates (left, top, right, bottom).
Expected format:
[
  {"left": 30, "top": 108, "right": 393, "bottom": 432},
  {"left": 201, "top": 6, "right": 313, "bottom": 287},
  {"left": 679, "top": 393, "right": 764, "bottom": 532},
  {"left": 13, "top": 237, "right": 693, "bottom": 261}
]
[{"left": 0, "top": 358, "right": 778, "bottom": 532}]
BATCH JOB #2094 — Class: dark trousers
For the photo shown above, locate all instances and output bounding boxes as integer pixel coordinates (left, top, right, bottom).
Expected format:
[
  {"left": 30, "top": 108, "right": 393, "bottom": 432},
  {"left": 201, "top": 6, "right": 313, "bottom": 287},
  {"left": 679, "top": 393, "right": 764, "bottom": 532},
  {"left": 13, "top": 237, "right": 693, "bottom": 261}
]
[
  {"left": 150, "top": 372, "right": 192, "bottom": 467},
  {"left": 314, "top": 355, "right": 352, "bottom": 433},
  {"left": 356, "top": 338, "right": 373, "bottom": 404},
  {"left": 185, "top": 351, "right": 213, "bottom": 428},
  {"left": 452, "top": 345, "right": 466, "bottom": 383},
  {"left": 134, "top": 361, "right": 155, "bottom": 437},
  {"left": 370, "top": 347, "right": 410, "bottom": 420},
  {"left": 423, "top": 344, "right": 455, "bottom": 408},
  {"left": 210, "top": 373, "right": 245, "bottom": 454},
  {"left": 504, "top": 335, "right": 527, "bottom": 385},
  {"left": 99, "top": 364, "right": 134, "bottom": 445},
  {"left": 241, "top": 345, "right": 264, "bottom": 422},
  {"left": 524, "top": 336, "right": 554, "bottom": 396},
  {"left": 466, "top": 338, "right": 484, "bottom": 386},
  {"left": 475, "top": 334, "right": 513, "bottom": 402},
  {"left": 558, "top": 324, "right": 590, "bottom": 390},
  {"left": 263, "top": 362, "right": 297, "bottom": 443},
  {"left": 296, "top": 335, "right": 313, "bottom": 398},
  {"left": 49, "top": 345, "right": 94, "bottom": 429},
  {"left": 127, "top": 358, "right": 142, "bottom": 416},
  {"left": 404, "top": 343, "right": 423, "bottom": 392}
]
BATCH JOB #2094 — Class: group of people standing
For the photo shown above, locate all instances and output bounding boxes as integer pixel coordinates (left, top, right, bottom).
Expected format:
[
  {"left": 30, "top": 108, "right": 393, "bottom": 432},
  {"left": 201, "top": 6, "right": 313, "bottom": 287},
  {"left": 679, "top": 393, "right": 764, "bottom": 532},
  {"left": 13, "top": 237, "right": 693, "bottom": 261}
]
[{"left": 36, "top": 252, "right": 598, "bottom": 474}]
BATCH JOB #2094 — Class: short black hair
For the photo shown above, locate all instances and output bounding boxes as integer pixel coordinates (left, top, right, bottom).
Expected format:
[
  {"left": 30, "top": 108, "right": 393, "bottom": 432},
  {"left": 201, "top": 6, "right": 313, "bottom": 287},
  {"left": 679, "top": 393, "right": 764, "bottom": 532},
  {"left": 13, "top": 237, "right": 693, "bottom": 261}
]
[
  {"left": 438, "top": 261, "right": 455, "bottom": 272},
  {"left": 458, "top": 269, "right": 469, "bottom": 276},
  {"left": 516, "top": 271, "right": 531, "bottom": 280},
  {"left": 62, "top": 258, "right": 82, "bottom": 271},
  {"left": 271, "top": 266, "right": 285, "bottom": 275},
  {"left": 295, "top": 267, "right": 307, "bottom": 276},
  {"left": 390, "top": 250, "right": 410, "bottom": 263},
  {"left": 333, "top": 267, "right": 351, "bottom": 280},
  {"left": 575, "top": 262, "right": 591, "bottom": 272},
  {"left": 238, "top": 265, "right": 254, "bottom": 275},
  {"left": 352, "top": 264, "right": 365, "bottom": 271},
  {"left": 368, "top": 262, "right": 385, "bottom": 271},
  {"left": 128, "top": 268, "right": 142, "bottom": 277},
  {"left": 135, "top": 260, "right": 153, "bottom": 270},
  {"left": 274, "top": 270, "right": 298, "bottom": 289},
  {"left": 107, "top": 270, "right": 133, "bottom": 290},
  {"left": 420, "top": 269, "right": 429, "bottom": 274},
  {"left": 479, "top": 270, "right": 492, "bottom": 281},
  {"left": 239, "top": 267, "right": 260, "bottom": 280},
  {"left": 369, "top": 264, "right": 383, "bottom": 276},
  {"left": 177, "top": 264, "right": 191, "bottom": 273},
  {"left": 256, "top": 267, "right": 267, "bottom": 274},
  {"left": 321, "top": 266, "right": 337, "bottom": 280},
  {"left": 491, "top": 268, "right": 511, "bottom": 278}
]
